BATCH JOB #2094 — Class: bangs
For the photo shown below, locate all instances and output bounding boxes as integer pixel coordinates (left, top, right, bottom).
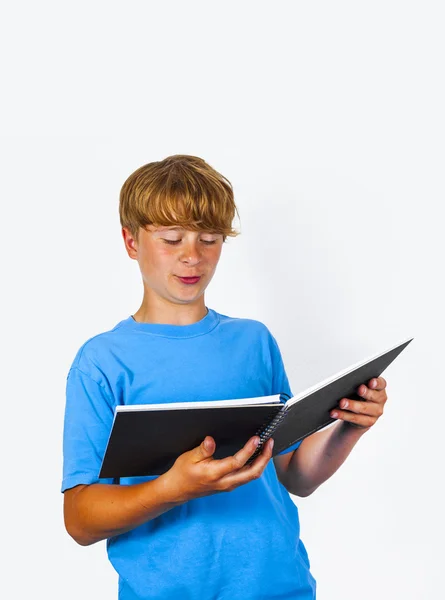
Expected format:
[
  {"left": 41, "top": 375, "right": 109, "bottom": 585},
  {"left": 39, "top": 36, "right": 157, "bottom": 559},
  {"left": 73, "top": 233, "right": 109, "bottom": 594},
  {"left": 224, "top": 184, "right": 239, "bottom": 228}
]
[
  {"left": 119, "top": 155, "right": 240, "bottom": 241},
  {"left": 141, "top": 185, "right": 234, "bottom": 235}
]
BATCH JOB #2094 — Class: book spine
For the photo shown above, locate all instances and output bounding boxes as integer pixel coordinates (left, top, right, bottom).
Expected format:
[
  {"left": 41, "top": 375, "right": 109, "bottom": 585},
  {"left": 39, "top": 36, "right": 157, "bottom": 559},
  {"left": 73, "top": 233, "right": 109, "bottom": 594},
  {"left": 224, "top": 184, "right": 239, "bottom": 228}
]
[{"left": 247, "top": 393, "right": 290, "bottom": 463}]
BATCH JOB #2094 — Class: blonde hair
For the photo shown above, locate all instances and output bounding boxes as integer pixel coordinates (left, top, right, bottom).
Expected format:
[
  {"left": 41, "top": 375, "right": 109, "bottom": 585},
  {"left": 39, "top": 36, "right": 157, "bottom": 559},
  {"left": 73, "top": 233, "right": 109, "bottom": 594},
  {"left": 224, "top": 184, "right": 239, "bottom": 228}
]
[{"left": 119, "top": 154, "right": 240, "bottom": 242}]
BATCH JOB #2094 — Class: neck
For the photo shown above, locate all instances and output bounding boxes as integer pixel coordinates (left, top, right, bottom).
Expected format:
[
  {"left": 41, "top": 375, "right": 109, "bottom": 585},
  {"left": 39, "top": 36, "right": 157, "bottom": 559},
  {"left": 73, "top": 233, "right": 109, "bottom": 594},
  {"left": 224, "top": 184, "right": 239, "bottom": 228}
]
[{"left": 132, "top": 297, "right": 208, "bottom": 326}]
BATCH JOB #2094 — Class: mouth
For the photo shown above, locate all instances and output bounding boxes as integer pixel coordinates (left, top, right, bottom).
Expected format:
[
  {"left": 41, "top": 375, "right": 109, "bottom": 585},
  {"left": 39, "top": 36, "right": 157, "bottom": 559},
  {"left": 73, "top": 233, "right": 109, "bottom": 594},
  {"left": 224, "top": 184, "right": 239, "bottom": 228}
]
[{"left": 176, "top": 275, "right": 202, "bottom": 284}]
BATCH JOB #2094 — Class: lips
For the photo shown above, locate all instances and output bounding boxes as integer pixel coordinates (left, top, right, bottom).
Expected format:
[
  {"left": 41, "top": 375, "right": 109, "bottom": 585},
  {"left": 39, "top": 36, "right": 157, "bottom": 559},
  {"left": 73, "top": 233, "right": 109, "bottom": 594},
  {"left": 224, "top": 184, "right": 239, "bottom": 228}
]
[{"left": 176, "top": 275, "right": 201, "bottom": 284}]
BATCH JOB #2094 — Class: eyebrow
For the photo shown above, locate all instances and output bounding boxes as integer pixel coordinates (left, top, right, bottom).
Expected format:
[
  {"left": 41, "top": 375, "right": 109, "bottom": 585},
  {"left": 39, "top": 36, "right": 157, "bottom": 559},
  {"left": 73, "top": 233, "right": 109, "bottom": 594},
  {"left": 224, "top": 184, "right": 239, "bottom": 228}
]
[
  {"left": 155, "top": 227, "right": 218, "bottom": 234},
  {"left": 152, "top": 225, "right": 219, "bottom": 235},
  {"left": 150, "top": 226, "right": 184, "bottom": 233},
  {"left": 157, "top": 227, "right": 184, "bottom": 231}
]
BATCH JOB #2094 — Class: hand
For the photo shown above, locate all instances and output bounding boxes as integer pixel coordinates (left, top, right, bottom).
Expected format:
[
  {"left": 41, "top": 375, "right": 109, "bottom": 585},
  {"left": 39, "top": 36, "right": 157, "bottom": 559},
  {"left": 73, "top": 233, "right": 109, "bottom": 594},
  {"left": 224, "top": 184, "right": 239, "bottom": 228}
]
[
  {"left": 330, "top": 377, "right": 388, "bottom": 431},
  {"left": 160, "top": 435, "right": 275, "bottom": 504}
]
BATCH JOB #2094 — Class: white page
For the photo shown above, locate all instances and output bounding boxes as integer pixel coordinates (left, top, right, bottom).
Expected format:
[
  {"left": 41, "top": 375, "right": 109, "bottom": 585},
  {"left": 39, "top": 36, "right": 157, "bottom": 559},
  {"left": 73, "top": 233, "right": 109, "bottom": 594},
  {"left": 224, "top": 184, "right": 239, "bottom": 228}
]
[{"left": 116, "top": 393, "right": 282, "bottom": 412}]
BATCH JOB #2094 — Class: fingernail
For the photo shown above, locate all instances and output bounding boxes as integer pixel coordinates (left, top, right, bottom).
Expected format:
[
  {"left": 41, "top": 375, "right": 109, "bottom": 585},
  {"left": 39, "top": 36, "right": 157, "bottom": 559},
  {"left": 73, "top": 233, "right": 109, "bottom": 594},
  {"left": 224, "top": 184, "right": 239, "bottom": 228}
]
[
  {"left": 253, "top": 437, "right": 260, "bottom": 447},
  {"left": 269, "top": 438, "right": 274, "bottom": 450},
  {"left": 331, "top": 411, "right": 338, "bottom": 418}
]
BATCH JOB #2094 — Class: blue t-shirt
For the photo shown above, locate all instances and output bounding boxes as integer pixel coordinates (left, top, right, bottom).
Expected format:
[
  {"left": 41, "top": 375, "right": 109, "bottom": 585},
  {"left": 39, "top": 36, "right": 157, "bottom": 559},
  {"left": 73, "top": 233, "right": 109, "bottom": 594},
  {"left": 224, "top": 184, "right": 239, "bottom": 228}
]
[{"left": 62, "top": 308, "right": 316, "bottom": 599}]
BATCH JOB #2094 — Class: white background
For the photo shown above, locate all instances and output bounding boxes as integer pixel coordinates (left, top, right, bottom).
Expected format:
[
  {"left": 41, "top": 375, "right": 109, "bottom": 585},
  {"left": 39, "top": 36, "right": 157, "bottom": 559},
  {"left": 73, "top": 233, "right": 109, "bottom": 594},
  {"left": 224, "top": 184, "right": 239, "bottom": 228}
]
[{"left": 1, "top": 1, "right": 444, "bottom": 599}]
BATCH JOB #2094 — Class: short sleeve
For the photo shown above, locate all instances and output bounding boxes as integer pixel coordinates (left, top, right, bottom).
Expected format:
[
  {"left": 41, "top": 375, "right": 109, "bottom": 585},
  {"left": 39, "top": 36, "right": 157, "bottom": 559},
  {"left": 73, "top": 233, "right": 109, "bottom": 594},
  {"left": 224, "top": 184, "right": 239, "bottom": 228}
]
[
  {"left": 61, "top": 367, "right": 116, "bottom": 492},
  {"left": 269, "top": 332, "right": 302, "bottom": 455}
]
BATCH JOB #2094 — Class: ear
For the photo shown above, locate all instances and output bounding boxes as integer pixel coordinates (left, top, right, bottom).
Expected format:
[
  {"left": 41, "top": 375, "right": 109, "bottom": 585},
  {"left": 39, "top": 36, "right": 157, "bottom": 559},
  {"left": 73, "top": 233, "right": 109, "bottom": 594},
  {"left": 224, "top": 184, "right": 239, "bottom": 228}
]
[{"left": 122, "top": 227, "right": 138, "bottom": 260}]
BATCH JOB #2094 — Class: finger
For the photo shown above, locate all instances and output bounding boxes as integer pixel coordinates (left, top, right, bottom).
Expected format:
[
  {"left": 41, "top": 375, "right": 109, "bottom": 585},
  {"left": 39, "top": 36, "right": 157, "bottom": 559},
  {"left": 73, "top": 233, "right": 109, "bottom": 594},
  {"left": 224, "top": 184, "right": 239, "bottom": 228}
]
[
  {"left": 217, "top": 438, "right": 275, "bottom": 488},
  {"left": 330, "top": 409, "right": 376, "bottom": 428},
  {"left": 336, "top": 397, "right": 384, "bottom": 418},
  {"left": 211, "top": 436, "right": 262, "bottom": 478},
  {"left": 190, "top": 436, "right": 216, "bottom": 463},
  {"left": 357, "top": 384, "right": 388, "bottom": 405},
  {"left": 367, "top": 377, "right": 387, "bottom": 391}
]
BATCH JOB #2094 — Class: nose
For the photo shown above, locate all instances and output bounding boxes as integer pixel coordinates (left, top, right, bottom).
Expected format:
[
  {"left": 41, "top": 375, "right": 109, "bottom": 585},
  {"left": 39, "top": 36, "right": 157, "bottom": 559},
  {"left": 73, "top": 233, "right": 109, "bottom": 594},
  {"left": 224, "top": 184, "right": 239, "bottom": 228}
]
[{"left": 180, "top": 239, "right": 202, "bottom": 264}]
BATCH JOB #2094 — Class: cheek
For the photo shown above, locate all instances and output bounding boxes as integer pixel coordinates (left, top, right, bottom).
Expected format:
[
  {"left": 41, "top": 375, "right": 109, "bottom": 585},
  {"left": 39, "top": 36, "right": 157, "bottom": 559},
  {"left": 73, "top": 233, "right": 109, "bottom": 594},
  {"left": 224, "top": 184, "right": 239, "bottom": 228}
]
[
  {"left": 153, "top": 253, "right": 175, "bottom": 274},
  {"left": 140, "top": 247, "right": 171, "bottom": 272},
  {"left": 157, "top": 248, "right": 175, "bottom": 258},
  {"left": 208, "top": 244, "right": 223, "bottom": 260}
]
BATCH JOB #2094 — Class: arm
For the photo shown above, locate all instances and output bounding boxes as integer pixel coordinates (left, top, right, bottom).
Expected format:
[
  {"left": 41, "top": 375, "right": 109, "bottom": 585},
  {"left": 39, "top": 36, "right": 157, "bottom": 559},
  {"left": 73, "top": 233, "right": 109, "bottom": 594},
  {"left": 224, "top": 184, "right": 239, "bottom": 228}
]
[
  {"left": 64, "top": 477, "right": 179, "bottom": 547},
  {"left": 63, "top": 366, "right": 274, "bottom": 546},
  {"left": 64, "top": 435, "right": 274, "bottom": 546},
  {"left": 274, "top": 377, "right": 388, "bottom": 497}
]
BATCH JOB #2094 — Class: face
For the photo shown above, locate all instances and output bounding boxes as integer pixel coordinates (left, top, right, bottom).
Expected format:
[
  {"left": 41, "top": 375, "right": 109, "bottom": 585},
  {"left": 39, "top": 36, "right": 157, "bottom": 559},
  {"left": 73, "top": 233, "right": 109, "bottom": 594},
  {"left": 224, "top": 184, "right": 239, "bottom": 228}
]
[{"left": 122, "top": 225, "right": 224, "bottom": 307}]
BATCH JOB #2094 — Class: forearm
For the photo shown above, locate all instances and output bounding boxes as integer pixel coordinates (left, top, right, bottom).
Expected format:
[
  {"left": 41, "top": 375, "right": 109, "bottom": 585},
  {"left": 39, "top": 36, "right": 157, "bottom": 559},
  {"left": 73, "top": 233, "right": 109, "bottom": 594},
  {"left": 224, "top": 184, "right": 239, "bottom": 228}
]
[
  {"left": 64, "top": 474, "right": 181, "bottom": 546},
  {"left": 283, "top": 421, "right": 368, "bottom": 496}
]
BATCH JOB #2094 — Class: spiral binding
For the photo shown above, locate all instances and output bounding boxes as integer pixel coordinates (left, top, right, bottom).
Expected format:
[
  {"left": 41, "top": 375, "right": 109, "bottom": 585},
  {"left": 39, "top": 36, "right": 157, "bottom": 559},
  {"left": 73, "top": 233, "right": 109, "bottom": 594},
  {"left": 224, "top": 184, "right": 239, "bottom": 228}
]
[{"left": 247, "top": 392, "right": 291, "bottom": 464}]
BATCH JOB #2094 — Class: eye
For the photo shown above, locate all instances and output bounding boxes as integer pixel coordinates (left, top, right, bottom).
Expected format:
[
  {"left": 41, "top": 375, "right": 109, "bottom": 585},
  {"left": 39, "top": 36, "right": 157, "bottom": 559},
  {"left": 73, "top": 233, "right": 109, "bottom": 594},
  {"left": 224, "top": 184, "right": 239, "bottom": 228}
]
[{"left": 162, "top": 238, "right": 218, "bottom": 245}]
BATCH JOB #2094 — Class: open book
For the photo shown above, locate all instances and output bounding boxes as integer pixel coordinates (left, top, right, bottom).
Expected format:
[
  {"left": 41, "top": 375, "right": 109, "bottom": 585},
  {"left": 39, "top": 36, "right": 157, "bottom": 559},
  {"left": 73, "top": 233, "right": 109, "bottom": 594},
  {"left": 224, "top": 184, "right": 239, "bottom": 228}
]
[{"left": 99, "top": 336, "right": 413, "bottom": 478}]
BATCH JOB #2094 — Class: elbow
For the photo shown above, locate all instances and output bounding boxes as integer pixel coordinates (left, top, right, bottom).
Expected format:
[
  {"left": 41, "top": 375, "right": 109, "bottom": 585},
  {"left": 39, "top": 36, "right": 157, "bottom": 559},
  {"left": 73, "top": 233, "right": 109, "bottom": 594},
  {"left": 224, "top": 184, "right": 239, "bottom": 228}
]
[
  {"left": 65, "top": 521, "right": 97, "bottom": 546},
  {"left": 72, "top": 533, "right": 96, "bottom": 547},
  {"left": 64, "top": 508, "right": 98, "bottom": 546},
  {"left": 285, "top": 481, "right": 319, "bottom": 497},
  {"left": 294, "top": 485, "right": 318, "bottom": 498},
  {"left": 71, "top": 535, "right": 94, "bottom": 547},
  {"left": 63, "top": 485, "right": 99, "bottom": 546}
]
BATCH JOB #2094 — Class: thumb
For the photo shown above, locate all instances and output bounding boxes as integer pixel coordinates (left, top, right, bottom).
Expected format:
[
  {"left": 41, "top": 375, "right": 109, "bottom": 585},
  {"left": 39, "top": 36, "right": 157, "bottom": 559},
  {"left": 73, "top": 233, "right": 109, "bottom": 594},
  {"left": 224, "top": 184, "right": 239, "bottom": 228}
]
[{"left": 196, "top": 436, "right": 216, "bottom": 460}]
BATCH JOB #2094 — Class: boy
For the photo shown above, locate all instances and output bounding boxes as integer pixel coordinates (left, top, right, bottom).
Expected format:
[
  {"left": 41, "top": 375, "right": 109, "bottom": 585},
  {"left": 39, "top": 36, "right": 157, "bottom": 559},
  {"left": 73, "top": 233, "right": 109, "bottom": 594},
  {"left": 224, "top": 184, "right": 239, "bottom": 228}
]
[{"left": 62, "top": 154, "right": 388, "bottom": 599}]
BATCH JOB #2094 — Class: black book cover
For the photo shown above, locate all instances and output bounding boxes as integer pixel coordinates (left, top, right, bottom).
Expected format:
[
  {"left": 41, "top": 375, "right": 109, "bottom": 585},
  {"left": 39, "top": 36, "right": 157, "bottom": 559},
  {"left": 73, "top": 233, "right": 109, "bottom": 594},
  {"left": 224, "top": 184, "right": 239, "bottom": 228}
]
[
  {"left": 99, "top": 403, "right": 282, "bottom": 478},
  {"left": 258, "top": 337, "right": 414, "bottom": 458},
  {"left": 99, "top": 336, "right": 413, "bottom": 478}
]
